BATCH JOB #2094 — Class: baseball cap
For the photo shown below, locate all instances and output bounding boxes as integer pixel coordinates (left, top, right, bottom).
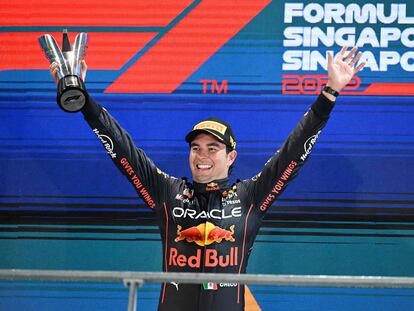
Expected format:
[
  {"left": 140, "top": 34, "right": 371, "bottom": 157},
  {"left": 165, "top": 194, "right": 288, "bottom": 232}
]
[{"left": 185, "top": 117, "right": 236, "bottom": 150}]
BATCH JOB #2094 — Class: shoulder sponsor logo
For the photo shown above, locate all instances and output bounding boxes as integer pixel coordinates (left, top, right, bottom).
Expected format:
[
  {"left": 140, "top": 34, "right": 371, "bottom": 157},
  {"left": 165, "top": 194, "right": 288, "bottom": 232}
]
[
  {"left": 156, "top": 167, "right": 170, "bottom": 179},
  {"left": 172, "top": 206, "right": 242, "bottom": 220},
  {"left": 300, "top": 130, "right": 321, "bottom": 161},
  {"left": 93, "top": 128, "right": 117, "bottom": 159},
  {"left": 251, "top": 171, "right": 262, "bottom": 182}
]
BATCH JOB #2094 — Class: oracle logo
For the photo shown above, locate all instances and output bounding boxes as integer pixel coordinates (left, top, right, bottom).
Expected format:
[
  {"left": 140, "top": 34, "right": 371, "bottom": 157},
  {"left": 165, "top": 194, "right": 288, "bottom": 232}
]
[{"left": 172, "top": 206, "right": 242, "bottom": 220}]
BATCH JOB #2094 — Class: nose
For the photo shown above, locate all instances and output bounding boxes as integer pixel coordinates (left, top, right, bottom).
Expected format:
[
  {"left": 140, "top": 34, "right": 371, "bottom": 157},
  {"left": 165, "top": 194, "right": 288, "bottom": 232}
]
[{"left": 197, "top": 148, "right": 209, "bottom": 158}]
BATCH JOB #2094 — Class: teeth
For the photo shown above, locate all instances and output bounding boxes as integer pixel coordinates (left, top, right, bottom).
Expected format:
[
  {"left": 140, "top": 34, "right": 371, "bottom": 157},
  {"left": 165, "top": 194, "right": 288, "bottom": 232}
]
[{"left": 197, "top": 164, "right": 212, "bottom": 169}]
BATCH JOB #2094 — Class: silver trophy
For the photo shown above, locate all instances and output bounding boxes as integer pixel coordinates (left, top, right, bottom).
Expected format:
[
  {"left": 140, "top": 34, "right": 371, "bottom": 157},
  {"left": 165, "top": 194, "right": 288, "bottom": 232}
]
[{"left": 39, "top": 30, "right": 88, "bottom": 112}]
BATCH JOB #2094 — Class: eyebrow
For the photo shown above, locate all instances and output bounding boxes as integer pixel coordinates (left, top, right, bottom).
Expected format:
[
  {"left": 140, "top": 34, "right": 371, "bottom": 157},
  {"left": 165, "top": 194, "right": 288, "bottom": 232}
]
[{"left": 190, "top": 142, "right": 222, "bottom": 148}]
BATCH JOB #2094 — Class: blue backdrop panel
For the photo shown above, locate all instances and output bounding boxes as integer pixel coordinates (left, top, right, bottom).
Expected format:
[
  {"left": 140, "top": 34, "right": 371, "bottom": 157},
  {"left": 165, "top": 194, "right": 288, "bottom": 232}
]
[{"left": 1, "top": 1, "right": 414, "bottom": 310}]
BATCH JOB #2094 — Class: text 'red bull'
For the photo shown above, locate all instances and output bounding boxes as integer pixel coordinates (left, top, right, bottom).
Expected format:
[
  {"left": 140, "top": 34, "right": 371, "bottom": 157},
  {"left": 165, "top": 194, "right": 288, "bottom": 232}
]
[{"left": 169, "top": 247, "right": 238, "bottom": 268}]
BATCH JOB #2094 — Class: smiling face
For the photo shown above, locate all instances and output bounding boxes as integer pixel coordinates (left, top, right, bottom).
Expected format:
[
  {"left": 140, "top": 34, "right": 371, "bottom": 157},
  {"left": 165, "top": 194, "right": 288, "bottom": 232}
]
[{"left": 189, "top": 133, "right": 237, "bottom": 183}]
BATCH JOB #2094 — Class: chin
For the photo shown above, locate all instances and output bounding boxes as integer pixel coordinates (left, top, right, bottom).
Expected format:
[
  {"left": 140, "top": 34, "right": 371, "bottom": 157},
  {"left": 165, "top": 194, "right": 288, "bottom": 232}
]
[
  {"left": 194, "top": 177, "right": 211, "bottom": 183},
  {"left": 192, "top": 173, "right": 213, "bottom": 183}
]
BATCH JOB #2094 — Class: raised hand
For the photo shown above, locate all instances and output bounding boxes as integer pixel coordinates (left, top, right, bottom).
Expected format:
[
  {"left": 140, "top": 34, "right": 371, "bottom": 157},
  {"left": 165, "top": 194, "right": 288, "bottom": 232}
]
[{"left": 326, "top": 46, "right": 365, "bottom": 94}]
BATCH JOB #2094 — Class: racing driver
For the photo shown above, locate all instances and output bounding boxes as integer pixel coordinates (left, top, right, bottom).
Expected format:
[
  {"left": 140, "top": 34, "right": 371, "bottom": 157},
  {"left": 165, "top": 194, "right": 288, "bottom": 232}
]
[{"left": 50, "top": 46, "right": 365, "bottom": 310}]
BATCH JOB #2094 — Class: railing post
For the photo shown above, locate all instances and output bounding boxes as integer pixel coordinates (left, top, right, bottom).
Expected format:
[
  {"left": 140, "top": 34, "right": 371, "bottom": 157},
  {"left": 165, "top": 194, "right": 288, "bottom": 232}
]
[{"left": 124, "top": 279, "right": 144, "bottom": 311}]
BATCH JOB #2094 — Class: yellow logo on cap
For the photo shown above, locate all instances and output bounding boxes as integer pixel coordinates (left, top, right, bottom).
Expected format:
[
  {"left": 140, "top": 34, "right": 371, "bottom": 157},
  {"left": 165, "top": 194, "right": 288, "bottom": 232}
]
[
  {"left": 229, "top": 136, "right": 236, "bottom": 149},
  {"left": 193, "top": 121, "right": 227, "bottom": 135}
]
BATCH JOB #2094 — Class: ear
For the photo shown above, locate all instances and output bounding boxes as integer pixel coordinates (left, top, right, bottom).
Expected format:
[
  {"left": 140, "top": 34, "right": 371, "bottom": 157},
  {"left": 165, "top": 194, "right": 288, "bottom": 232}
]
[{"left": 227, "top": 150, "right": 237, "bottom": 167}]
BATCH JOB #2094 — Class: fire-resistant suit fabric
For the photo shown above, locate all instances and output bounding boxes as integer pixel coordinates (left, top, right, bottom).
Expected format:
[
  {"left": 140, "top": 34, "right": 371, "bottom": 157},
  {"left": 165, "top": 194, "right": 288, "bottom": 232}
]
[{"left": 81, "top": 94, "right": 334, "bottom": 311}]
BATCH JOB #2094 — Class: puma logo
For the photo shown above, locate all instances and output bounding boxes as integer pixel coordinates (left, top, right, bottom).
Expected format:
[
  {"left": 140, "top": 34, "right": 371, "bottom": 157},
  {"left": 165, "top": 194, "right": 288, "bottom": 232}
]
[{"left": 170, "top": 282, "right": 179, "bottom": 291}]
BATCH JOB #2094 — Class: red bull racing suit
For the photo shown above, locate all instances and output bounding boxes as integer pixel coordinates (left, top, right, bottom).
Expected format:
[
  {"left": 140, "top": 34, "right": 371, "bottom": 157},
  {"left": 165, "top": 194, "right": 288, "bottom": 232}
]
[{"left": 81, "top": 93, "right": 334, "bottom": 310}]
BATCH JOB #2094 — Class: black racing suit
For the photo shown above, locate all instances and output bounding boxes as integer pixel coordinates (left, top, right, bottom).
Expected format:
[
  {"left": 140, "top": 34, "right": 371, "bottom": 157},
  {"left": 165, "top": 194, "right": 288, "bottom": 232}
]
[{"left": 81, "top": 94, "right": 334, "bottom": 310}]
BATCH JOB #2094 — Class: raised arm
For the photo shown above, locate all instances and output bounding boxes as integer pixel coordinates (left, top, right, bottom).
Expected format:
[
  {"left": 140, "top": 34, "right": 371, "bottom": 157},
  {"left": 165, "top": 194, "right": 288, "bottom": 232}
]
[
  {"left": 50, "top": 62, "right": 180, "bottom": 211},
  {"left": 240, "top": 46, "right": 365, "bottom": 212},
  {"left": 323, "top": 46, "right": 365, "bottom": 101}
]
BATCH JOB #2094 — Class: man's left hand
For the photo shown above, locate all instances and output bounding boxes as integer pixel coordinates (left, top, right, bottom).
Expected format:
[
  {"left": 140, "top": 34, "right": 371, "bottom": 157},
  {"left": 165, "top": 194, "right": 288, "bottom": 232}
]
[{"left": 324, "top": 46, "right": 366, "bottom": 100}]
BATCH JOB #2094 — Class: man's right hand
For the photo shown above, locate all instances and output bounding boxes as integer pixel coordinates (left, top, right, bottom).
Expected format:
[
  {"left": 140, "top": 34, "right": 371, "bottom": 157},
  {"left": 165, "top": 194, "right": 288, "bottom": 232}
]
[{"left": 49, "top": 60, "right": 88, "bottom": 85}]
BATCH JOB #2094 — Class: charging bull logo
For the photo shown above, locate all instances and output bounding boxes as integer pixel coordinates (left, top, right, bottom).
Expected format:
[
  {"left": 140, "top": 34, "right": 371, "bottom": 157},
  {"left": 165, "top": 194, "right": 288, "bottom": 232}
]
[
  {"left": 175, "top": 222, "right": 235, "bottom": 246},
  {"left": 206, "top": 182, "right": 219, "bottom": 191}
]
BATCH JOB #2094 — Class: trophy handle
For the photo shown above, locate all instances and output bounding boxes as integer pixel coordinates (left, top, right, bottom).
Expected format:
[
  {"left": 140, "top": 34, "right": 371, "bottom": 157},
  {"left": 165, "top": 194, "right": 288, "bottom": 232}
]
[
  {"left": 38, "top": 34, "right": 70, "bottom": 79},
  {"left": 39, "top": 31, "right": 88, "bottom": 113},
  {"left": 72, "top": 33, "right": 88, "bottom": 78}
]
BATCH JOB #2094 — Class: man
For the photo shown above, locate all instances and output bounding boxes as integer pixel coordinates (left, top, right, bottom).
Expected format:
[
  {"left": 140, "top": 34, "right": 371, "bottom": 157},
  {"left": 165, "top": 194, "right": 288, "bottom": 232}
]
[{"left": 50, "top": 46, "right": 365, "bottom": 310}]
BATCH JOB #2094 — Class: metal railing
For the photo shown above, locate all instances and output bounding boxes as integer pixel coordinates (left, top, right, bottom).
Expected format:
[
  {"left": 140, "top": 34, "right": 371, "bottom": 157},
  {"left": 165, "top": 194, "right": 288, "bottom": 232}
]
[{"left": 1, "top": 269, "right": 414, "bottom": 311}]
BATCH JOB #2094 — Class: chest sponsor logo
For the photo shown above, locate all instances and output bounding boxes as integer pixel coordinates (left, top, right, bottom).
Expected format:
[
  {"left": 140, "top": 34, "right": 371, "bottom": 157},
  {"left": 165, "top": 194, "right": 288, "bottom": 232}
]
[
  {"left": 221, "top": 198, "right": 241, "bottom": 207},
  {"left": 93, "top": 128, "right": 117, "bottom": 159},
  {"left": 175, "top": 193, "right": 192, "bottom": 204},
  {"left": 169, "top": 246, "right": 238, "bottom": 268},
  {"left": 174, "top": 222, "right": 235, "bottom": 247},
  {"left": 221, "top": 186, "right": 239, "bottom": 202},
  {"left": 173, "top": 206, "right": 241, "bottom": 220}
]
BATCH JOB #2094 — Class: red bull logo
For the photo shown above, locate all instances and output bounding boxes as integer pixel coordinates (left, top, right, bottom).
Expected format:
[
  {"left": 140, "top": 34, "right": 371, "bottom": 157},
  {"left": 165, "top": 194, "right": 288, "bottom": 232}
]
[
  {"left": 206, "top": 182, "right": 219, "bottom": 191},
  {"left": 174, "top": 222, "right": 235, "bottom": 246},
  {"left": 208, "top": 225, "right": 235, "bottom": 243},
  {"left": 169, "top": 247, "right": 239, "bottom": 268}
]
